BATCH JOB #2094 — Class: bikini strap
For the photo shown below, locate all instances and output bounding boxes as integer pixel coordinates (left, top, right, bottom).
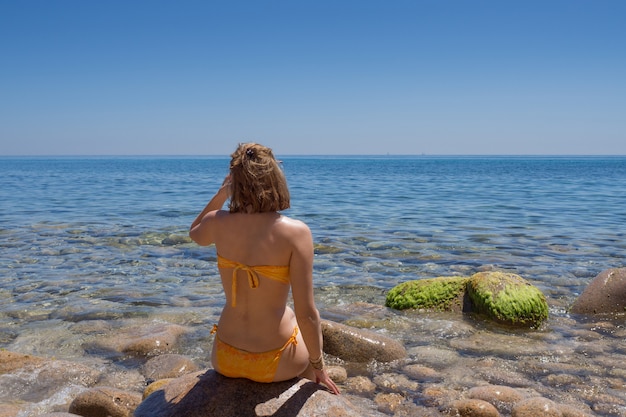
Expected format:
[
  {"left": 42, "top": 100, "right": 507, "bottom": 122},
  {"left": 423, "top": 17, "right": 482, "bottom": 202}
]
[
  {"left": 219, "top": 256, "right": 260, "bottom": 307},
  {"left": 274, "top": 326, "right": 299, "bottom": 361}
]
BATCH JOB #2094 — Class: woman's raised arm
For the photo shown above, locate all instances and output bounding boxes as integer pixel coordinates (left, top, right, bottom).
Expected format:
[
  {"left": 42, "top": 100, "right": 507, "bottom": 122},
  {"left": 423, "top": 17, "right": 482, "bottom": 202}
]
[{"left": 189, "top": 175, "right": 230, "bottom": 246}]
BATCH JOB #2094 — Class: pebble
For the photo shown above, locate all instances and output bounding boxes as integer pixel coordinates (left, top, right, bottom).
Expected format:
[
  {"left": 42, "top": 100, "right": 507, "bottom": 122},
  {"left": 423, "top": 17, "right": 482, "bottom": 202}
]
[
  {"left": 140, "top": 353, "right": 199, "bottom": 380},
  {"left": 402, "top": 364, "right": 443, "bottom": 382},
  {"left": 468, "top": 385, "right": 525, "bottom": 414},
  {"left": 68, "top": 386, "right": 142, "bottom": 417},
  {"left": 344, "top": 375, "right": 377, "bottom": 395},
  {"left": 511, "top": 397, "right": 562, "bottom": 417},
  {"left": 445, "top": 399, "right": 500, "bottom": 417}
]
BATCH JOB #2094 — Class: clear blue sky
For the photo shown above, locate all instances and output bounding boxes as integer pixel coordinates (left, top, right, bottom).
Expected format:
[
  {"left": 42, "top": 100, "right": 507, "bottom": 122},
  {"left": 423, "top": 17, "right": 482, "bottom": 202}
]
[{"left": 1, "top": 0, "right": 624, "bottom": 155}]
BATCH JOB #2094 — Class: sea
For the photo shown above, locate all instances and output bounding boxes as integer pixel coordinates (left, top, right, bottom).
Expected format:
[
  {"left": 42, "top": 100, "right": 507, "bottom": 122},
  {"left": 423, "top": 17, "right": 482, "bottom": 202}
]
[{"left": 1, "top": 155, "right": 626, "bottom": 415}]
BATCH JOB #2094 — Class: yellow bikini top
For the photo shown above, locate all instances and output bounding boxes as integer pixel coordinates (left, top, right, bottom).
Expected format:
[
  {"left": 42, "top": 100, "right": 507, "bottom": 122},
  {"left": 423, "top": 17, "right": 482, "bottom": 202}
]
[{"left": 217, "top": 254, "right": 290, "bottom": 307}]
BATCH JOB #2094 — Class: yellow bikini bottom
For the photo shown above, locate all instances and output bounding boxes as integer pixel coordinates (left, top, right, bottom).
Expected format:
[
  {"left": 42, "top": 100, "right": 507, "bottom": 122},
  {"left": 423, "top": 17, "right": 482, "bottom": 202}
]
[{"left": 211, "top": 325, "right": 298, "bottom": 383}]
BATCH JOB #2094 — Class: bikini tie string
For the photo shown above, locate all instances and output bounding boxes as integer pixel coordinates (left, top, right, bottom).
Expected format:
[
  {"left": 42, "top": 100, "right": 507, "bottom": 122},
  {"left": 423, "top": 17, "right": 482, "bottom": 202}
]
[{"left": 230, "top": 265, "right": 259, "bottom": 307}]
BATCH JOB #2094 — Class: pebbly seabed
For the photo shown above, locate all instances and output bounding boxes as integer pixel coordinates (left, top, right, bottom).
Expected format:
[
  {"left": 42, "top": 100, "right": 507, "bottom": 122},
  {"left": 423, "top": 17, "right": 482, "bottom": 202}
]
[{"left": 1, "top": 286, "right": 625, "bottom": 416}]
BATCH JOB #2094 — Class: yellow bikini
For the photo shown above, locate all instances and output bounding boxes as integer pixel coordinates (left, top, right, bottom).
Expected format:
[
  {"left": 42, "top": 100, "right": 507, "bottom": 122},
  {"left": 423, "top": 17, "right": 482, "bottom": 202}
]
[
  {"left": 212, "top": 254, "right": 295, "bottom": 382},
  {"left": 217, "top": 254, "right": 290, "bottom": 307},
  {"left": 211, "top": 325, "right": 298, "bottom": 383}
]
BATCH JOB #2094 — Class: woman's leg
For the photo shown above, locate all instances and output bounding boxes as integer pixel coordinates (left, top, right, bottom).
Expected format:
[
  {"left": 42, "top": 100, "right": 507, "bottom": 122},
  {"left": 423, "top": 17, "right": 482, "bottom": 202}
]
[{"left": 298, "top": 363, "right": 316, "bottom": 381}]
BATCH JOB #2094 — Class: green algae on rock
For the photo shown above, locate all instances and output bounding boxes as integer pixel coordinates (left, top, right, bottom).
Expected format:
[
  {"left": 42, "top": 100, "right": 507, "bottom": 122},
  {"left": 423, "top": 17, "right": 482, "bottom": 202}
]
[
  {"left": 467, "top": 272, "right": 548, "bottom": 327},
  {"left": 385, "top": 277, "right": 469, "bottom": 312}
]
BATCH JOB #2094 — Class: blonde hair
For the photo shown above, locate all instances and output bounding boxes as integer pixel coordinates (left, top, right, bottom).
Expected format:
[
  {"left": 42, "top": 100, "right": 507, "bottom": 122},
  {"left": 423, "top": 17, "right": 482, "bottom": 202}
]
[{"left": 228, "top": 143, "right": 290, "bottom": 213}]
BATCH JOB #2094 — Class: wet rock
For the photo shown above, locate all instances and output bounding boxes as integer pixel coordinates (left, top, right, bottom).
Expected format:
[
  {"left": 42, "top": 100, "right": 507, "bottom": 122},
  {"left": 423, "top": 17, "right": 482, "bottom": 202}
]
[
  {"left": 344, "top": 376, "right": 377, "bottom": 395},
  {"left": 374, "top": 392, "right": 405, "bottom": 414},
  {"left": 403, "top": 364, "right": 443, "bottom": 382},
  {"left": 121, "top": 324, "right": 190, "bottom": 357},
  {"left": 143, "top": 378, "right": 175, "bottom": 399},
  {"left": 135, "top": 369, "right": 384, "bottom": 417},
  {"left": 97, "top": 367, "right": 146, "bottom": 392},
  {"left": 69, "top": 319, "right": 113, "bottom": 335},
  {"left": 591, "top": 401, "right": 626, "bottom": 416},
  {"left": 321, "top": 319, "right": 406, "bottom": 362},
  {"left": 445, "top": 399, "right": 500, "bottom": 417},
  {"left": 385, "top": 277, "right": 470, "bottom": 312},
  {"left": 0, "top": 358, "right": 101, "bottom": 404},
  {"left": 0, "top": 350, "right": 44, "bottom": 374},
  {"left": 557, "top": 403, "right": 594, "bottom": 417},
  {"left": 542, "top": 373, "right": 584, "bottom": 387},
  {"left": 90, "top": 321, "right": 191, "bottom": 358},
  {"left": 511, "top": 397, "right": 562, "bottom": 417},
  {"left": 406, "top": 345, "right": 461, "bottom": 368},
  {"left": 373, "top": 373, "right": 418, "bottom": 393},
  {"left": 69, "top": 386, "right": 142, "bottom": 417},
  {"left": 0, "top": 404, "right": 20, "bottom": 417},
  {"left": 570, "top": 267, "right": 626, "bottom": 314},
  {"left": 141, "top": 354, "right": 199, "bottom": 380},
  {"left": 468, "top": 271, "right": 549, "bottom": 327},
  {"left": 577, "top": 381, "right": 626, "bottom": 407},
  {"left": 410, "top": 406, "right": 450, "bottom": 417},
  {"left": 314, "top": 243, "right": 343, "bottom": 254},
  {"left": 40, "top": 360, "right": 102, "bottom": 387},
  {"left": 468, "top": 385, "right": 525, "bottom": 414},
  {"left": 341, "top": 302, "right": 407, "bottom": 330},
  {"left": 162, "top": 234, "right": 191, "bottom": 245},
  {"left": 475, "top": 367, "right": 535, "bottom": 389},
  {"left": 39, "top": 414, "right": 83, "bottom": 417},
  {"left": 421, "top": 386, "right": 461, "bottom": 409},
  {"left": 326, "top": 365, "right": 348, "bottom": 383}
]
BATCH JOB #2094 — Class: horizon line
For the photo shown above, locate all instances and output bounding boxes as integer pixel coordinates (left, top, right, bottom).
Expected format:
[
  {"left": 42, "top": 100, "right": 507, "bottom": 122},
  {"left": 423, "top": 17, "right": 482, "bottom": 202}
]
[{"left": 2, "top": 153, "right": 626, "bottom": 158}]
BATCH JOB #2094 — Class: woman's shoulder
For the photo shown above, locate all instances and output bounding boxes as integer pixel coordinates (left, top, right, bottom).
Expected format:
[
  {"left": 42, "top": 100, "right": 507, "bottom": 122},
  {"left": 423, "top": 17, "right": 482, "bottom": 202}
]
[
  {"left": 278, "top": 215, "right": 309, "bottom": 228},
  {"left": 204, "top": 208, "right": 230, "bottom": 219},
  {"left": 276, "top": 215, "right": 311, "bottom": 236}
]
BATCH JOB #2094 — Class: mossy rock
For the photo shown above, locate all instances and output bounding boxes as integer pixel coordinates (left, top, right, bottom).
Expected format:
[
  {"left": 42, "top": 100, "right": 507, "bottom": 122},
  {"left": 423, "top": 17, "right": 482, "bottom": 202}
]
[
  {"left": 385, "top": 277, "right": 470, "bottom": 312},
  {"left": 467, "top": 271, "right": 548, "bottom": 327}
]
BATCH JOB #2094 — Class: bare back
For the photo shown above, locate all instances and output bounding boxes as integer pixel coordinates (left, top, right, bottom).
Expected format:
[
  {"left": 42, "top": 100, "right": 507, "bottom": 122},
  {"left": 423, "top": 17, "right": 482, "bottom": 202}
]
[{"left": 206, "top": 211, "right": 312, "bottom": 352}]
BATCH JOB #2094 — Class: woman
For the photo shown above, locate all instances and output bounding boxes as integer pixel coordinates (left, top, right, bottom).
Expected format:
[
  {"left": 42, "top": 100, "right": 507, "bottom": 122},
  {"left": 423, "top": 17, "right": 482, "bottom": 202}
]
[{"left": 189, "top": 143, "right": 340, "bottom": 395}]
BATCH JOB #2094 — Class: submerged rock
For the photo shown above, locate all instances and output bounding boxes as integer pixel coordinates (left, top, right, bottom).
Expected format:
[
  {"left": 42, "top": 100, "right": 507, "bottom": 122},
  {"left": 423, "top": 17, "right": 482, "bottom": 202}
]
[
  {"left": 69, "top": 386, "right": 142, "bottom": 417},
  {"left": 0, "top": 351, "right": 45, "bottom": 377},
  {"left": 121, "top": 323, "right": 190, "bottom": 357},
  {"left": 384, "top": 276, "right": 470, "bottom": 312},
  {"left": 467, "top": 271, "right": 548, "bottom": 327},
  {"left": 141, "top": 353, "right": 200, "bottom": 380},
  {"left": 570, "top": 267, "right": 626, "bottom": 315},
  {"left": 321, "top": 319, "right": 406, "bottom": 363},
  {"left": 161, "top": 234, "right": 191, "bottom": 246},
  {"left": 468, "top": 384, "right": 525, "bottom": 414},
  {"left": 87, "top": 322, "right": 192, "bottom": 358},
  {"left": 0, "top": 404, "right": 21, "bottom": 417},
  {"left": 445, "top": 399, "right": 500, "bottom": 417},
  {"left": 511, "top": 396, "right": 562, "bottom": 417}
]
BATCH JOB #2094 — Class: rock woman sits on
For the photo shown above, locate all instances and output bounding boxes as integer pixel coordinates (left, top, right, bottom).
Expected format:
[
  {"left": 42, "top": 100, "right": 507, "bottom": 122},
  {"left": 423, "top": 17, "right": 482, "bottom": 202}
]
[{"left": 189, "top": 142, "right": 340, "bottom": 395}]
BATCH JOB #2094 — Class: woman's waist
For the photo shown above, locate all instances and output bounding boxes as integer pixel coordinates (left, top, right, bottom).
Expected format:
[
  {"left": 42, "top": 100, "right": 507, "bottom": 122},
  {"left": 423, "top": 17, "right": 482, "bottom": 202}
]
[{"left": 216, "top": 307, "right": 296, "bottom": 351}]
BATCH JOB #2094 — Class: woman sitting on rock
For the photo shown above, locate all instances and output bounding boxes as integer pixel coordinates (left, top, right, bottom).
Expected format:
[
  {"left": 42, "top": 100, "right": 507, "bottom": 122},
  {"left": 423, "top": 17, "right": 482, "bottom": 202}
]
[{"left": 189, "top": 142, "right": 340, "bottom": 395}]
